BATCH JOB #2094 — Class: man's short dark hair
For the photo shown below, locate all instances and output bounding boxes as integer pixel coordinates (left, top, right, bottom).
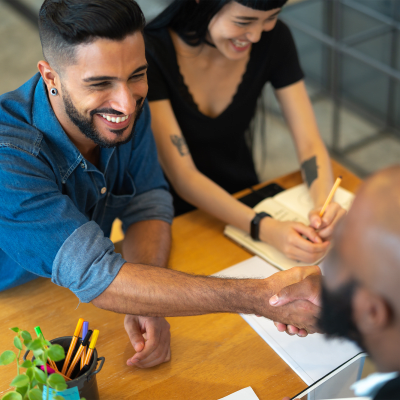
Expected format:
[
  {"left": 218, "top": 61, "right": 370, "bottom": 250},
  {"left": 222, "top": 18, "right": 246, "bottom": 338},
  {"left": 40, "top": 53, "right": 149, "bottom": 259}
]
[{"left": 39, "top": 0, "right": 146, "bottom": 70}]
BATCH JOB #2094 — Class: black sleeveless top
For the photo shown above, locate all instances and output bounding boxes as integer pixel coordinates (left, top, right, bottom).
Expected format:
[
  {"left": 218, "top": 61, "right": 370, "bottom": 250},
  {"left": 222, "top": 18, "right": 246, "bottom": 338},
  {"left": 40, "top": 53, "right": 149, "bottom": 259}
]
[{"left": 145, "top": 20, "right": 304, "bottom": 215}]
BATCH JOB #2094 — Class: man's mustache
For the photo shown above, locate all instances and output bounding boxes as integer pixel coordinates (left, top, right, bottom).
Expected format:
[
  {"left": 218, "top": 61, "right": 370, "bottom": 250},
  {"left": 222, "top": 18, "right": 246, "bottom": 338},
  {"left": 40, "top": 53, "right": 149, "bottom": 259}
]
[{"left": 90, "top": 98, "right": 144, "bottom": 118}]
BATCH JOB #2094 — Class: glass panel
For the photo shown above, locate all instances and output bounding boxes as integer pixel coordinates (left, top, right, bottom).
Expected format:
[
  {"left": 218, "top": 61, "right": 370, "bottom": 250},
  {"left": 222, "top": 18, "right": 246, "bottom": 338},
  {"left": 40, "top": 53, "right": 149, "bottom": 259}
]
[
  {"left": 289, "top": 27, "right": 331, "bottom": 91},
  {"left": 341, "top": 3, "right": 385, "bottom": 40},
  {"left": 341, "top": 54, "right": 389, "bottom": 121},
  {"left": 282, "top": 0, "right": 330, "bottom": 36},
  {"left": 351, "top": 31, "right": 392, "bottom": 66},
  {"left": 351, "top": 0, "right": 398, "bottom": 20}
]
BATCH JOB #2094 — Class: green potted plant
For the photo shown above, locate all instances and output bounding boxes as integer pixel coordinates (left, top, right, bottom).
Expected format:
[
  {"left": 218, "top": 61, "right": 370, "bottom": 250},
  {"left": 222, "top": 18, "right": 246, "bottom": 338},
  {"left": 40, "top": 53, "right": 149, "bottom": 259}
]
[{"left": 0, "top": 327, "right": 85, "bottom": 400}]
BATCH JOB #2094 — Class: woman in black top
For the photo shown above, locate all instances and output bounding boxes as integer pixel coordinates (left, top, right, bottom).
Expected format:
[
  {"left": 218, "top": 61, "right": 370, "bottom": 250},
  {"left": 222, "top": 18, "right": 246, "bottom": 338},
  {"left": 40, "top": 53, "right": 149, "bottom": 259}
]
[{"left": 145, "top": 0, "right": 345, "bottom": 263}]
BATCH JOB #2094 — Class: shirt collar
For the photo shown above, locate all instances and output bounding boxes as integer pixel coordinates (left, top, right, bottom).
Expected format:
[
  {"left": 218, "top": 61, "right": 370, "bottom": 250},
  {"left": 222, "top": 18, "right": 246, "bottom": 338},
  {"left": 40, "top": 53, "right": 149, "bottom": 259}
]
[
  {"left": 351, "top": 371, "right": 399, "bottom": 398},
  {"left": 32, "top": 74, "right": 84, "bottom": 183}
]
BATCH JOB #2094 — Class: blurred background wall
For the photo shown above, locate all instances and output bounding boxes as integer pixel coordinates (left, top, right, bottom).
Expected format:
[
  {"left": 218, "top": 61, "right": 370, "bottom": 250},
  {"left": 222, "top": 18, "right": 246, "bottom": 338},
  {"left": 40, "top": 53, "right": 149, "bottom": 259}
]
[{"left": 1, "top": 0, "right": 399, "bottom": 180}]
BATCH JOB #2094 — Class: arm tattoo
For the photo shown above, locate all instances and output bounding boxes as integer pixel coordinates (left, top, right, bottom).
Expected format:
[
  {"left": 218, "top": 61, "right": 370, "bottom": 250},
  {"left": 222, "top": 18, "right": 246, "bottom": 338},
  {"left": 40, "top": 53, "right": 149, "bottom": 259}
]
[
  {"left": 170, "top": 135, "right": 190, "bottom": 156},
  {"left": 301, "top": 156, "right": 319, "bottom": 187}
]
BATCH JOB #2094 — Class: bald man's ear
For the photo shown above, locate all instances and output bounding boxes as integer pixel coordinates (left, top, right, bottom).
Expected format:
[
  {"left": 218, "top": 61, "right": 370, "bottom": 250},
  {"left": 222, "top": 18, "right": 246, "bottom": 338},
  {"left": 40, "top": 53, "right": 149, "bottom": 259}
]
[
  {"left": 38, "top": 60, "right": 60, "bottom": 93},
  {"left": 353, "top": 288, "right": 392, "bottom": 335}
]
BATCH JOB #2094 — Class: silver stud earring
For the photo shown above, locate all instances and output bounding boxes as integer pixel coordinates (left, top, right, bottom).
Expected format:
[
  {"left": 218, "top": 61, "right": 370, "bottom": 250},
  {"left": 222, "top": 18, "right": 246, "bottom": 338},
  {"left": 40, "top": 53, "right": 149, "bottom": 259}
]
[{"left": 50, "top": 88, "right": 58, "bottom": 96}]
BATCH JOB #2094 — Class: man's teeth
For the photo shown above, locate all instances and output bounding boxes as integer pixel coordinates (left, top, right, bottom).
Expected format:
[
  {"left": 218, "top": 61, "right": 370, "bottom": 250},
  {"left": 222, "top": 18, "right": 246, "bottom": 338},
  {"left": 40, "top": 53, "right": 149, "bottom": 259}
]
[
  {"left": 232, "top": 39, "right": 249, "bottom": 48},
  {"left": 101, "top": 115, "right": 129, "bottom": 123}
]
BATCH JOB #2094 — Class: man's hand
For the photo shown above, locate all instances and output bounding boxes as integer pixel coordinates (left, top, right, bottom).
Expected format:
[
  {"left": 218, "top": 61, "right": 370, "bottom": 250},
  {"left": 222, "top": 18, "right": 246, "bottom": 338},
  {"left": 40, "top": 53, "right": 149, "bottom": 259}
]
[
  {"left": 309, "top": 202, "right": 346, "bottom": 240},
  {"left": 254, "top": 266, "right": 322, "bottom": 333},
  {"left": 260, "top": 218, "right": 330, "bottom": 263},
  {"left": 124, "top": 315, "right": 171, "bottom": 368},
  {"left": 269, "top": 273, "right": 322, "bottom": 336}
]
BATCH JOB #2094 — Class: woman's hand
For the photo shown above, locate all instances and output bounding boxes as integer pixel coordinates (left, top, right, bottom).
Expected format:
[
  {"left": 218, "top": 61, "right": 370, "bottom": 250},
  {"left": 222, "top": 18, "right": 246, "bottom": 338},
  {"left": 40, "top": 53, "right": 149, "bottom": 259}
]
[
  {"left": 309, "top": 202, "right": 346, "bottom": 240},
  {"left": 260, "top": 217, "right": 330, "bottom": 263}
]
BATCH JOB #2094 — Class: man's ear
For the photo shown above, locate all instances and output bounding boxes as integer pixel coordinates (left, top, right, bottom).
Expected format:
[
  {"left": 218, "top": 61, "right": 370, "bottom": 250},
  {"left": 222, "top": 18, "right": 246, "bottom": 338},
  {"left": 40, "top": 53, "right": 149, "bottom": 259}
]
[
  {"left": 353, "top": 288, "right": 392, "bottom": 335},
  {"left": 38, "top": 60, "right": 60, "bottom": 92}
]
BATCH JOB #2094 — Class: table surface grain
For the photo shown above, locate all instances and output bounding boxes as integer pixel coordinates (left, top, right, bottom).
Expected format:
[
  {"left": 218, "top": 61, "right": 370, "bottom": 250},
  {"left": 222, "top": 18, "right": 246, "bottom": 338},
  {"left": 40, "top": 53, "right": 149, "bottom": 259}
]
[{"left": 0, "top": 161, "right": 361, "bottom": 400}]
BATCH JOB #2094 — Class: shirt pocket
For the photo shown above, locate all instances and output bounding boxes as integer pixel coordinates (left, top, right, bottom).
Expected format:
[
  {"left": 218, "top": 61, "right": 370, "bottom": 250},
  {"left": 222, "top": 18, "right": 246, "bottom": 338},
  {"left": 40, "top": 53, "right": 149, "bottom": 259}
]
[{"left": 106, "top": 171, "right": 136, "bottom": 209}]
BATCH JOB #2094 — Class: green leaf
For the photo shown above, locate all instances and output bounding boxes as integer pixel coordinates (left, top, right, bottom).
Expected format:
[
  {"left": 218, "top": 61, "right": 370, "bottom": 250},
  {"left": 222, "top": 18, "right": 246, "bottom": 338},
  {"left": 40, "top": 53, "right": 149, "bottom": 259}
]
[
  {"left": 20, "top": 360, "right": 33, "bottom": 369},
  {"left": 37, "top": 383, "right": 43, "bottom": 391},
  {"left": 27, "top": 389, "right": 42, "bottom": 400},
  {"left": 53, "top": 396, "right": 65, "bottom": 400},
  {"left": 26, "top": 367, "right": 35, "bottom": 382},
  {"left": 0, "top": 351, "right": 16, "bottom": 366},
  {"left": 34, "top": 368, "right": 46, "bottom": 384},
  {"left": 48, "top": 374, "right": 67, "bottom": 391},
  {"left": 1, "top": 391, "right": 22, "bottom": 400},
  {"left": 15, "top": 387, "right": 28, "bottom": 398},
  {"left": 21, "top": 331, "right": 32, "bottom": 341},
  {"left": 10, "top": 375, "right": 29, "bottom": 388},
  {"left": 23, "top": 339, "right": 32, "bottom": 348},
  {"left": 26, "top": 339, "right": 42, "bottom": 351},
  {"left": 33, "top": 357, "right": 44, "bottom": 366},
  {"left": 13, "top": 337, "right": 23, "bottom": 351},
  {"left": 47, "top": 345, "right": 65, "bottom": 362},
  {"left": 10, "top": 328, "right": 20, "bottom": 333}
]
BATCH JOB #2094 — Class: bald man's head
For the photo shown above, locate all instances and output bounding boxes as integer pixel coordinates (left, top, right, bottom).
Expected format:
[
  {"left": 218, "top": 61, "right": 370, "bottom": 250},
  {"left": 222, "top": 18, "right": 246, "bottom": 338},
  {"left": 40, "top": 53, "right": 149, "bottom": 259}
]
[{"left": 320, "top": 165, "right": 400, "bottom": 372}]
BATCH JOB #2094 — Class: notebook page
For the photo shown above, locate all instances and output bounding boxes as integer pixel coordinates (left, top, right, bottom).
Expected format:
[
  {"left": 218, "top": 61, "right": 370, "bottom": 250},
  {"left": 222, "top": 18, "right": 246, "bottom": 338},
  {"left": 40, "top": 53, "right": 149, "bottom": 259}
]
[
  {"left": 274, "top": 184, "right": 355, "bottom": 219},
  {"left": 224, "top": 198, "right": 311, "bottom": 270}
]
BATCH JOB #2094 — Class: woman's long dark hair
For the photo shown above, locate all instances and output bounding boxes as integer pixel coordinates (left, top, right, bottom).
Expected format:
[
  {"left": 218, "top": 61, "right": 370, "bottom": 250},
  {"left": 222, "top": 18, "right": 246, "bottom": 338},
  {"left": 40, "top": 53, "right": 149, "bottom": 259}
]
[{"left": 146, "top": 0, "right": 288, "bottom": 46}]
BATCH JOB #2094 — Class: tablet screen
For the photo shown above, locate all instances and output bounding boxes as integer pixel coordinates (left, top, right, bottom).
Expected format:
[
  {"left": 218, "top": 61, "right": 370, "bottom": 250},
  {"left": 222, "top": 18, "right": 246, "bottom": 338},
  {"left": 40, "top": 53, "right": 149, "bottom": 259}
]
[{"left": 291, "top": 353, "right": 375, "bottom": 399}]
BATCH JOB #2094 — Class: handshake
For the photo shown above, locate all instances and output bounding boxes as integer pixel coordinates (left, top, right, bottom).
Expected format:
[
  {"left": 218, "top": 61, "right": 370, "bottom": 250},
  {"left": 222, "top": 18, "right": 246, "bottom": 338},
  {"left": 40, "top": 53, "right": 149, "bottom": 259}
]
[{"left": 261, "top": 265, "right": 323, "bottom": 336}]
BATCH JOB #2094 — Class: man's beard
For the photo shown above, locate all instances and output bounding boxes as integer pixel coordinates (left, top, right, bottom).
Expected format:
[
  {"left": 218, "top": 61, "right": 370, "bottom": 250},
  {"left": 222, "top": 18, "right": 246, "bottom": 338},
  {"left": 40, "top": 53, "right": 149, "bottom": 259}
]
[
  {"left": 62, "top": 86, "right": 144, "bottom": 148},
  {"left": 319, "top": 280, "right": 366, "bottom": 351}
]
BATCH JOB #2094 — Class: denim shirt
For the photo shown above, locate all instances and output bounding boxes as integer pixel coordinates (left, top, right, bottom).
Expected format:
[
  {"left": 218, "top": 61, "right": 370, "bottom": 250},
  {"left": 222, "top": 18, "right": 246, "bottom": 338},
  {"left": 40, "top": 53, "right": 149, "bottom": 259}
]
[{"left": 0, "top": 73, "right": 173, "bottom": 302}]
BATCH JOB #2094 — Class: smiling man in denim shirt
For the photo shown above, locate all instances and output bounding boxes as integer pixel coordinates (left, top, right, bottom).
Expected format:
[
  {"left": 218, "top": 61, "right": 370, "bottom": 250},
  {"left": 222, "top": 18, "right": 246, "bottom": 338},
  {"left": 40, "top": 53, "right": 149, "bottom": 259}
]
[
  {"left": 0, "top": 0, "right": 326, "bottom": 371},
  {"left": 0, "top": 0, "right": 174, "bottom": 368}
]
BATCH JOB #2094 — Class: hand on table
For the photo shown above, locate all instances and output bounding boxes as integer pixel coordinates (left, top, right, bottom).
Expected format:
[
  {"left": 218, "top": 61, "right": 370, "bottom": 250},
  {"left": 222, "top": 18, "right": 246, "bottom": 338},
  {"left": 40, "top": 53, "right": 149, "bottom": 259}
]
[
  {"left": 270, "top": 273, "right": 322, "bottom": 337},
  {"left": 124, "top": 315, "right": 171, "bottom": 368},
  {"left": 309, "top": 202, "right": 346, "bottom": 240},
  {"left": 260, "top": 218, "right": 330, "bottom": 263}
]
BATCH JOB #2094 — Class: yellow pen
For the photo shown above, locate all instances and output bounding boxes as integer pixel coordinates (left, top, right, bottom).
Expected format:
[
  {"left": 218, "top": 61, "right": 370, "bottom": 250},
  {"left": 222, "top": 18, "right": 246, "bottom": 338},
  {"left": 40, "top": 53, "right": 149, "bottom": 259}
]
[{"left": 61, "top": 318, "right": 84, "bottom": 375}]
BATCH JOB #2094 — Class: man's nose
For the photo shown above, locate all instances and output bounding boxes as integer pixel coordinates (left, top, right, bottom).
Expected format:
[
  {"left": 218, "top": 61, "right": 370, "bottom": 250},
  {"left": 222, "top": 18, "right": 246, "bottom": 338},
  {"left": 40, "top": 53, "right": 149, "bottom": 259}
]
[{"left": 109, "top": 84, "right": 137, "bottom": 116}]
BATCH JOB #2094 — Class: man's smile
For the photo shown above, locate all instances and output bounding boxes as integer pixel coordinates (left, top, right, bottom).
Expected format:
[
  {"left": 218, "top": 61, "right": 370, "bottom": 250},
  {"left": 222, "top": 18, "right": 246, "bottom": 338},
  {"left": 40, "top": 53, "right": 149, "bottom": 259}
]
[{"left": 96, "top": 113, "right": 132, "bottom": 130}]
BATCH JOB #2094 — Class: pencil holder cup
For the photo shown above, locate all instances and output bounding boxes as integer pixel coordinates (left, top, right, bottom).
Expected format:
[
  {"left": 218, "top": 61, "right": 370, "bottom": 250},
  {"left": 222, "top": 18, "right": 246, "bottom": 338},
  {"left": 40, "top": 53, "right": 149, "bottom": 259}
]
[{"left": 23, "top": 335, "right": 105, "bottom": 400}]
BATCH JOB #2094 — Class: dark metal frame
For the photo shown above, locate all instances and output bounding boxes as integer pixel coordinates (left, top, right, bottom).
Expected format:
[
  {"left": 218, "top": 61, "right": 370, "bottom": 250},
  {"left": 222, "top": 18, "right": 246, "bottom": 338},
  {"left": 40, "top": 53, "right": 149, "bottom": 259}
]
[{"left": 281, "top": 0, "right": 400, "bottom": 177}]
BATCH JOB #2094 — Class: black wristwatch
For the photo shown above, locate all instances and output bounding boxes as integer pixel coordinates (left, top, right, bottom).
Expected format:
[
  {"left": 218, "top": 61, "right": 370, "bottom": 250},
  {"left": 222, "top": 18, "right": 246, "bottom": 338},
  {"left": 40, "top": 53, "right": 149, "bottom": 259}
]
[{"left": 250, "top": 212, "right": 272, "bottom": 241}]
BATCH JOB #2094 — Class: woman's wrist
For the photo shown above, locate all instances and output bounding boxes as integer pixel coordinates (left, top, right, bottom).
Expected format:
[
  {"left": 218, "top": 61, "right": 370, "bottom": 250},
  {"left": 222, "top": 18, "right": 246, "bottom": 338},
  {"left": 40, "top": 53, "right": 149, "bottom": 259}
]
[{"left": 258, "top": 215, "right": 276, "bottom": 244}]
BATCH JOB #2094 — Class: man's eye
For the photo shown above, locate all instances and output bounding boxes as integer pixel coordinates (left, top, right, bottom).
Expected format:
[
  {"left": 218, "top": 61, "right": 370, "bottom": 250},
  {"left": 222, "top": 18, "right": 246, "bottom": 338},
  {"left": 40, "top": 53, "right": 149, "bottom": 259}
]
[
  {"left": 91, "top": 82, "right": 110, "bottom": 88},
  {"left": 235, "top": 21, "right": 250, "bottom": 26}
]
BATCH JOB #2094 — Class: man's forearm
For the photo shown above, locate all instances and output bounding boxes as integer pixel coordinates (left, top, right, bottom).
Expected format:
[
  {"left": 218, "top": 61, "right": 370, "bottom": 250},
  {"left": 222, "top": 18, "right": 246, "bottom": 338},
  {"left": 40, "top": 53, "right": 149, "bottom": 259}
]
[
  {"left": 92, "top": 263, "right": 320, "bottom": 332},
  {"left": 93, "top": 262, "right": 263, "bottom": 316},
  {"left": 122, "top": 220, "right": 171, "bottom": 268}
]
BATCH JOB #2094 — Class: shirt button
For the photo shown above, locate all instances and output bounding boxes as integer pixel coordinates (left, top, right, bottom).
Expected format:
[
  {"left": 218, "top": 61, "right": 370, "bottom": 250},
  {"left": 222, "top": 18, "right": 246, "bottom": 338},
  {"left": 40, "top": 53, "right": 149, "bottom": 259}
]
[
  {"left": 100, "top": 187, "right": 107, "bottom": 195},
  {"left": 80, "top": 162, "right": 85, "bottom": 169}
]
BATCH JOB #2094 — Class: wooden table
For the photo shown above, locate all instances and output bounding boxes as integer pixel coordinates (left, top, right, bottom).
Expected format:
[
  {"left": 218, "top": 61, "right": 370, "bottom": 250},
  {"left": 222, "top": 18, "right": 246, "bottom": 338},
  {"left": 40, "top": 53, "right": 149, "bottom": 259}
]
[{"left": 0, "top": 161, "right": 361, "bottom": 400}]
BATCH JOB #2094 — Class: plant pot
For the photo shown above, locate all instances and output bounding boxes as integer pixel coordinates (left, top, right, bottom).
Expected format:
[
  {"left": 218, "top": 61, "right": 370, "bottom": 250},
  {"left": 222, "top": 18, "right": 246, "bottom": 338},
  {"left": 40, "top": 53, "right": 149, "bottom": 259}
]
[{"left": 24, "top": 336, "right": 105, "bottom": 400}]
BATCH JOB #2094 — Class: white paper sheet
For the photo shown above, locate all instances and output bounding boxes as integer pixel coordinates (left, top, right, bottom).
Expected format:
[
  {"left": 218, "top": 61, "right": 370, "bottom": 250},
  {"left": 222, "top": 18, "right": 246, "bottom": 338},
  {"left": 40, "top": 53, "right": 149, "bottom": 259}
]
[
  {"left": 214, "top": 256, "right": 362, "bottom": 386},
  {"left": 218, "top": 387, "right": 259, "bottom": 400}
]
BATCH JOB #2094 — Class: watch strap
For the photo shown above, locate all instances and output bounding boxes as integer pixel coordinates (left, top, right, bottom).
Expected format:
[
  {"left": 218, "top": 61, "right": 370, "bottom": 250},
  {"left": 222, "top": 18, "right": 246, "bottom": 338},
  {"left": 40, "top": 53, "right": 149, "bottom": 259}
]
[{"left": 250, "top": 212, "right": 272, "bottom": 241}]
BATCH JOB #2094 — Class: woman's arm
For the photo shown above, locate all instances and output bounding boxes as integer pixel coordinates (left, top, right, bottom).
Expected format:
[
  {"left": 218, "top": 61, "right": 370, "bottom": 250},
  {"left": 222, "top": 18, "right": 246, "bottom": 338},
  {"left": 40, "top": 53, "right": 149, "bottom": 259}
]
[
  {"left": 275, "top": 80, "right": 346, "bottom": 239},
  {"left": 149, "top": 99, "right": 328, "bottom": 263}
]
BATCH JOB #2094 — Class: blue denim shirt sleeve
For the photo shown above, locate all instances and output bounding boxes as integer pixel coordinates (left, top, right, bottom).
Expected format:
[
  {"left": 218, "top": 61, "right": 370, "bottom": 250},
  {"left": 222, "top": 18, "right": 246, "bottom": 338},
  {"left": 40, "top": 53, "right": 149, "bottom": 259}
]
[{"left": 0, "top": 147, "right": 125, "bottom": 302}]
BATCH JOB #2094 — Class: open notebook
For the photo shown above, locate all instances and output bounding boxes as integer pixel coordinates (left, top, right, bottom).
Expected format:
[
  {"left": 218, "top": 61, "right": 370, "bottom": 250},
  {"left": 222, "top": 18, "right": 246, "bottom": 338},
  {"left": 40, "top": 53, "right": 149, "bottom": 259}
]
[
  {"left": 214, "top": 257, "right": 362, "bottom": 386},
  {"left": 224, "top": 183, "right": 355, "bottom": 270}
]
